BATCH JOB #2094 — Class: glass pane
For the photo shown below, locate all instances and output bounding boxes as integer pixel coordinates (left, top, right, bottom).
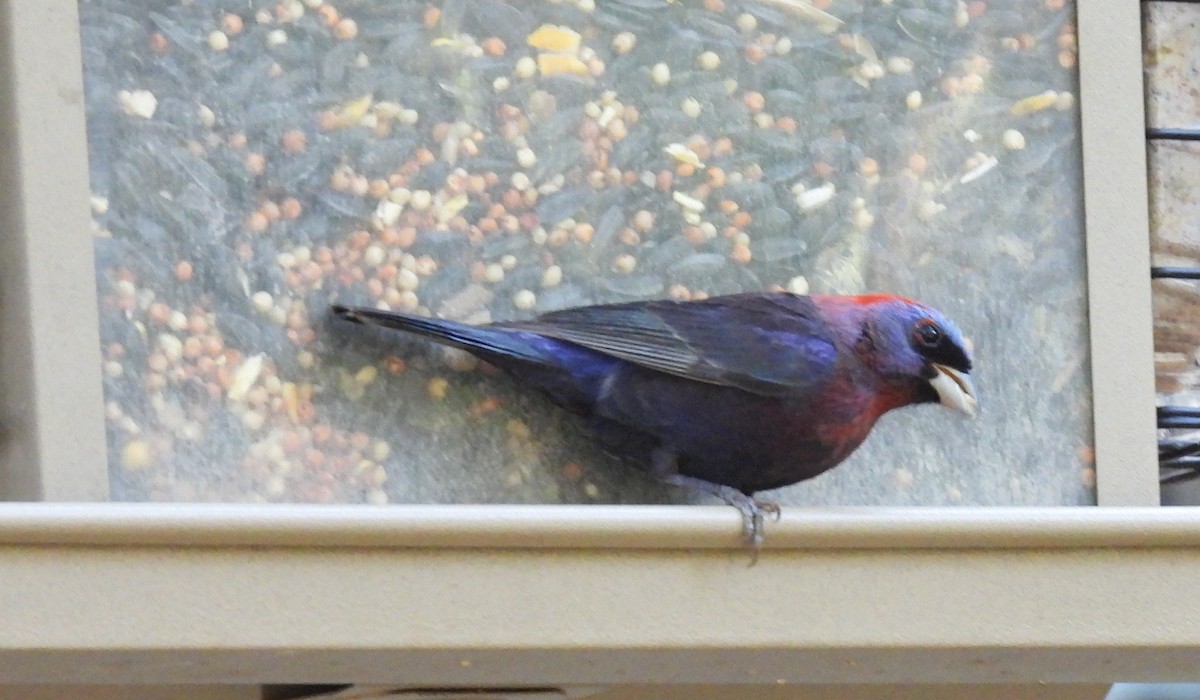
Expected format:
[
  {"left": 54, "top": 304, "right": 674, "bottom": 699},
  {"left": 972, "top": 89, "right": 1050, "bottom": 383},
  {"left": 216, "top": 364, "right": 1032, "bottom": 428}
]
[
  {"left": 1144, "top": 1, "right": 1200, "bottom": 132},
  {"left": 1145, "top": 2, "right": 1200, "bottom": 504},
  {"left": 81, "top": 0, "right": 1093, "bottom": 506}
]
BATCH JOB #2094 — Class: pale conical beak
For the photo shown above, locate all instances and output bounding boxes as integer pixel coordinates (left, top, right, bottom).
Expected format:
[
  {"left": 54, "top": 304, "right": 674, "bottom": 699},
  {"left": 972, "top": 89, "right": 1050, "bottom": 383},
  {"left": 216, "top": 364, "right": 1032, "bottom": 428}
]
[{"left": 930, "top": 364, "right": 977, "bottom": 417}]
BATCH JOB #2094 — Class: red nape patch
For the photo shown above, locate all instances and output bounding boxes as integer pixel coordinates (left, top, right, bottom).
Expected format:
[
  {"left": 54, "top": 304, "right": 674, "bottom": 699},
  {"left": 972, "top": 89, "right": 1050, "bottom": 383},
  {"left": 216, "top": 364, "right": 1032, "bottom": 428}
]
[
  {"left": 810, "top": 293, "right": 919, "bottom": 311},
  {"left": 851, "top": 293, "right": 918, "bottom": 307}
]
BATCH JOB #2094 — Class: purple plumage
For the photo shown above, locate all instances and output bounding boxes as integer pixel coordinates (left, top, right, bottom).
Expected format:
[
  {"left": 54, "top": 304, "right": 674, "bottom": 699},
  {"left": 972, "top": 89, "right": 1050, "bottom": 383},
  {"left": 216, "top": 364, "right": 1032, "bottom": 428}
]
[{"left": 331, "top": 292, "right": 977, "bottom": 545}]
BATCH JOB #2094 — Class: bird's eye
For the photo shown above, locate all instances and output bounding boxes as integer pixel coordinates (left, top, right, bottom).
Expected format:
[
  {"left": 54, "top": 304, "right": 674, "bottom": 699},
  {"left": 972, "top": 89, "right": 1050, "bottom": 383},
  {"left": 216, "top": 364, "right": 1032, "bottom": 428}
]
[{"left": 914, "top": 321, "right": 942, "bottom": 349}]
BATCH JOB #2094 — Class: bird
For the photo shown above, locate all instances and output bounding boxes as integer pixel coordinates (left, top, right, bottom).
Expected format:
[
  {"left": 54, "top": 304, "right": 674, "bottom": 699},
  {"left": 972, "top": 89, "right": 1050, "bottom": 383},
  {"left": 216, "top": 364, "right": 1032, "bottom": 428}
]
[{"left": 331, "top": 292, "right": 977, "bottom": 546}]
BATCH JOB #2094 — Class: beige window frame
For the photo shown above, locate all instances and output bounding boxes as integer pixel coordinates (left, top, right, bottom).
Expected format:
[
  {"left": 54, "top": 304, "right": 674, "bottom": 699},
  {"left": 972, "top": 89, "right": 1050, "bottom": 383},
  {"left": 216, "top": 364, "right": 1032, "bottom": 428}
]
[{"left": 0, "top": 0, "right": 1181, "bottom": 691}]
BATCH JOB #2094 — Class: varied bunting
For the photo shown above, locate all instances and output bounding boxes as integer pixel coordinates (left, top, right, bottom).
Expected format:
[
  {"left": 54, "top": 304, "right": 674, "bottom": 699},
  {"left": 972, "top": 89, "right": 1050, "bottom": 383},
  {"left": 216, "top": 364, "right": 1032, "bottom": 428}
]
[{"left": 331, "top": 292, "right": 977, "bottom": 545}]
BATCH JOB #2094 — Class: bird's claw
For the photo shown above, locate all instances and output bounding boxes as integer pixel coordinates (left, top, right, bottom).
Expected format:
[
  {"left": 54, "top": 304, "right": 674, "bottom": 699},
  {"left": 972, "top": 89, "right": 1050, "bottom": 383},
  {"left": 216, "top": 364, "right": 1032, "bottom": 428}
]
[
  {"left": 732, "top": 496, "right": 781, "bottom": 551},
  {"left": 656, "top": 469, "right": 780, "bottom": 561}
]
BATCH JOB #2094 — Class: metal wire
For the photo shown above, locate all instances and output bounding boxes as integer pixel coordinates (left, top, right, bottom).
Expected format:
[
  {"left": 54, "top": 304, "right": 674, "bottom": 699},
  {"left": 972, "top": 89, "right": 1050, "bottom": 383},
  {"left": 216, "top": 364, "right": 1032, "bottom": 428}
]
[{"left": 1148, "top": 128, "right": 1200, "bottom": 141}]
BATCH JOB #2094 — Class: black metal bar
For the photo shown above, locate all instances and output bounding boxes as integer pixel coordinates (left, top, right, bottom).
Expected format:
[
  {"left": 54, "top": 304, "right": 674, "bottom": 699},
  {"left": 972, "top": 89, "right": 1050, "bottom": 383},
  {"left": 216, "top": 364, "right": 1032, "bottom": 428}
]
[
  {"left": 1160, "top": 439, "right": 1200, "bottom": 462},
  {"left": 1152, "top": 266, "right": 1200, "bottom": 279},
  {"left": 1148, "top": 128, "right": 1200, "bottom": 141},
  {"left": 1161, "top": 469, "right": 1200, "bottom": 486},
  {"left": 1161, "top": 457, "right": 1200, "bottom": 469},
  {"left": 1157, "top": 416, "right": 1200, "bottom": 429},
  {"left": 1159, "top": 406, "right": 1200, "bottom": 419}
]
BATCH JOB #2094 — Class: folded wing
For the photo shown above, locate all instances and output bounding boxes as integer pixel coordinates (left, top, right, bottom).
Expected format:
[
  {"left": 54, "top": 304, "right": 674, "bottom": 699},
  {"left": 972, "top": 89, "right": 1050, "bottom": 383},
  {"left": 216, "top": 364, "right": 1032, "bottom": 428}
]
[{"left": 493, "top": 292, "right": 838, "bottom": 397}]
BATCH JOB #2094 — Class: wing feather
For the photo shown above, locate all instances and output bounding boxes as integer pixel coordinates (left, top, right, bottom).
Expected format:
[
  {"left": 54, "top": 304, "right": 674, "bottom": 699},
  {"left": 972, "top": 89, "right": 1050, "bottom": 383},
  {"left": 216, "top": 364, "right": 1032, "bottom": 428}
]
[{"left": 493, "top": 293, "right": 838, "bottom": 396}]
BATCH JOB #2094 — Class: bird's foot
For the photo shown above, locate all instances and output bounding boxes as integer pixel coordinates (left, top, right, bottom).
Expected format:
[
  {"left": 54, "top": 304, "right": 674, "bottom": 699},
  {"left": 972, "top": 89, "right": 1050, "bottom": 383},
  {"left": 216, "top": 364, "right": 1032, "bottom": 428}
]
[
  {"left": 727, "top": 493, "right": 781, "bottom": 550},
  {"left": 657, "top": 470, "right": 780, "bottom": 554}
]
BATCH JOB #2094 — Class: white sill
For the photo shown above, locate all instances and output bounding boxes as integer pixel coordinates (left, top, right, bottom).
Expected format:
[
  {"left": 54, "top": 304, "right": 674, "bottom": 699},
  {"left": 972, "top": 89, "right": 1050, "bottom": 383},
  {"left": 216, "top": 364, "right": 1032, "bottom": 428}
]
[{"left": 0, "top": 503, "right": 1197, "bottom": 686}]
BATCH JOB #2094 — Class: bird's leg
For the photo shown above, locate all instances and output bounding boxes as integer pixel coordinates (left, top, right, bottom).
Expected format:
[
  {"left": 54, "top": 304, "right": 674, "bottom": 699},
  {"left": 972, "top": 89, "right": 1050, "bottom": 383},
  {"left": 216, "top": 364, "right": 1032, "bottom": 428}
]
[{"left": 651, "top": 449, "right": 780, "bottom": 549}]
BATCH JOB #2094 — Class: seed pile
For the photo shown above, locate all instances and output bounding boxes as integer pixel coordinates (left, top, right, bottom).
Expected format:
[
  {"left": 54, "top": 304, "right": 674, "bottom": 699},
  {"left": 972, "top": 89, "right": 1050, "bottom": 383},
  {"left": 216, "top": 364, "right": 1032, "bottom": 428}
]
[{"left": 82, "top": 0, "right": 1093, "bottom": 505}]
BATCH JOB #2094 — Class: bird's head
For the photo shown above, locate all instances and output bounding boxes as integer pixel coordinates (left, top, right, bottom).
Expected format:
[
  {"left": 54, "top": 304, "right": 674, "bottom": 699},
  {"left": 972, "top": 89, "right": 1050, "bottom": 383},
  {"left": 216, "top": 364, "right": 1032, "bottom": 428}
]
[{"left": 848, "top": 295, "right": 978, "bottom": 418}]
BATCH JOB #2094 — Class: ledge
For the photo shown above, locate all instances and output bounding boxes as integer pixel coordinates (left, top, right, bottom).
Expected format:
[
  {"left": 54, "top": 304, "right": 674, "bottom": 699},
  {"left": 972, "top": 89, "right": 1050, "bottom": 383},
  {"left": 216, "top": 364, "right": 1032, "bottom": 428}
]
[
  {"left": 2, "top": 502, "right": 1200, "bottom": 549},
  {"left": 0, "top": 504, "right": 1199, "bottom": 685}
]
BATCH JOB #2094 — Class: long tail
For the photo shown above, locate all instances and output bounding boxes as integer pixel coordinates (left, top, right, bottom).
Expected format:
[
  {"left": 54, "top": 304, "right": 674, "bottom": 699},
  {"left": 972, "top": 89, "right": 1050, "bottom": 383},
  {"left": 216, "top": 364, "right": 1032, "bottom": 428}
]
[{"left": 330, "top": 304, "right": 548, "bottom": 365}]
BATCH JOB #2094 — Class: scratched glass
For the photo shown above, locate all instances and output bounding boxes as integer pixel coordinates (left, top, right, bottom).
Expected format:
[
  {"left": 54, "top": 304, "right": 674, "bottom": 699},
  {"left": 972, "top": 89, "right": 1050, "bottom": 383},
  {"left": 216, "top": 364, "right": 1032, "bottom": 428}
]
[{"left": 80, "top": 0, "right": 1093, "bottom": 506}]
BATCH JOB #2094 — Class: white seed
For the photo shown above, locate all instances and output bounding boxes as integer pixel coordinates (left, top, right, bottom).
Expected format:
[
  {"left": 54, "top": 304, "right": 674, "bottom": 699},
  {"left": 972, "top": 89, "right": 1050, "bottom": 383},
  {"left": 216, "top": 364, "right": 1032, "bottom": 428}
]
[
  {"left": 410, "top": 189, "right": 432, "bottom": 211},
  {"left": 118, "top": 89, "right": 158, "bottom": 119},
  {"left": 500, "top": 254, "right": 518, "bottom": 270},
  {"left": 228, "top": 353, "right": 266, "bottom": 402},
  {"left": 1055, "top": 92, "right": 1075, "bottom": 111},
  {"left": 887, "top": 56, "right": 914, "bottom": 74},
  {"left": 613, "top": 254, "right": 637, "bottom": 274},
  {"left": 397, "top": 268, "right": 420, "bottom": 291},
  {"left": 858, "top": 61, "right": 884, "bottom": 80},
  {"left": 650, "top": 62, "right": 671, "bottom": 86},
  {"left": 266, "top": 29, "right": 288, "bottom": 47},
  {"left": 516, "top": 147, "right": 537, "bottom": 168},
  {"left": 541, "top": 265, "right": 563, "bottom": 287},
  {"left": 484, "top": 263, "right": 505, "bottom": 283},
  {"left": 681, "top": 97, "right": 701, "bottom": 118},
  {"left": 367, "top": 489, "right": 389, "bottom": 505},
  {"left": 775, "top": 37, "right": 793, "bottom": 55},
  {"left": 197, "top": 105, "right": 216, "bottom": 128},
  {"left": 374, "top": 199, "right": 403, "bottom": 227},
  {"left": 515, "top": 56, "right": 537, "bottom": 79},
  {"left": 672, "top": 191, "right": 706, "bottom": 212},
  {"left": 251, "top": 291, "right": 274, "bottom": 314},
  {"left": 963, "top": 129, "right": 981, "bottom": 143},
  {"left": 1002, "top": 129, "right": 1026, "bottom": 150},
  {"left": 954, "top": 1, "right": 969, "bottom": 28},
  {"left": 493, "top": 76, "right": 511, "bottom": 92},
  {"left": 736, "top": 13, "right": 757, "bottom": 32},
  {"left": 208, "top": 30, "right": 230, "bottom": 51},
  {"left": 852, "top": 208, "right": 875, "bottom": 230},
  {"left": 389, "top": 187, "right": 411, "bottom": 205},
  {"left": 664, "top": 143, "right": 704, "bottom": 167},
  {"left": 398, "top": 108, "right": 420, "bottom": 125},
  {"left": 363, "top": 245, "right": 385, "bottom": 267},
  {"left": 906, "top": 90, "right": 922, "bottom": 110},
  {"left": 511, "top": 172, "right": 531, "bottom": 190},
  {"left": 158, "top": 333, "right": 183, "bottom": 362},
  {"left": 787, "top": 276, "right": 810, "bottom": 295},
  {"left": 169, "top": 311, "right": 188, "bottom": 331},
  {"left": 797, "top": 183, "right": 836, "bottom": 211},
  {"left": 513, "top": 289, "right": 537, "bottom": 310},
  {"left": 697, "top": 51, "right": 721, "bottom": 70},
  {"left": 612, "top": 31, "right": 637, "bottom": 54}
]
